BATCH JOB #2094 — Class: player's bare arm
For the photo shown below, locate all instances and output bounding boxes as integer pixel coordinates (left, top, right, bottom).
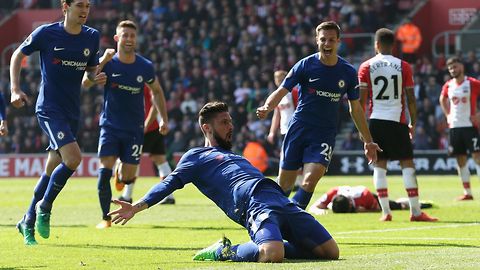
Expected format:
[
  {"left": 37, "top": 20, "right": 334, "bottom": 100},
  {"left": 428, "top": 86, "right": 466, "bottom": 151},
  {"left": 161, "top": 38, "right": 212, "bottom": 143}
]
[
  {"left": 405, "top": 87, "right": 417, "bottom": 138},
  {"left": 82, "top": 49, "right": 114, "bottom": 89},
  {"left": 148, "top": 77, "right": 169, "bottom": 135},
  {"left": 257, "top": 87, "right": 289, "bottom": 119},
  {"left": 144, "top": 96, "right": 157, "bottom": 133},
  {"left": 358, "top": 86, "right": 369, "bottom": 111},
  {"left": 9, "top": 48, "right": 30, "bottom": 108},
  {"left": 109, "top": 199, "right": 149, "bottom": 225},
  {"left": 439, "top": 95, "right": 450, "bottom": 118},
  {"left": 267, "top": 108, "right": 280, "bottom": 144},
  {"left": 348, "top": 99, "right": 382, "bottom": 164}
]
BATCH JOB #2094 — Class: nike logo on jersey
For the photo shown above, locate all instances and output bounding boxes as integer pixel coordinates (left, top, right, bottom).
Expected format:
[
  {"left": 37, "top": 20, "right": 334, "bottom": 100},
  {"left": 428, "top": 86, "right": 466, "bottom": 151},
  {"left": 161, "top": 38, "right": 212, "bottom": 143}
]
[
  {"left": 112, "top": 73, "right": 122, "bottom": 77},
  {"left": 54, "top": 47, "right": 65, "bottom": 51},
  {"left": 309, "top": 78, "right": 321, "bottom": 82}
]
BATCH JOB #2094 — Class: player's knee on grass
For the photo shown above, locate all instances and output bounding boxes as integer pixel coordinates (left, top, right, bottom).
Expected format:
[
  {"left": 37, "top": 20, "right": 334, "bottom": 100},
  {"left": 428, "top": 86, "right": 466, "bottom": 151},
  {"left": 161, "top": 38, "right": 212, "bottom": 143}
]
[
  {"left": 312, "top": 239, "right": 339, "bottom": 260},
  {"left": 257, "top": 241, "right": 284, "bottom": 263}
]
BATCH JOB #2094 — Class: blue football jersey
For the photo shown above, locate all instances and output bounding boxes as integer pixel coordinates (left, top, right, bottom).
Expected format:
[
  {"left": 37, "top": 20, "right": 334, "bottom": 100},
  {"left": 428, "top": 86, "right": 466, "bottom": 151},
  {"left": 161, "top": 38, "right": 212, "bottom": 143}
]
[
  {"left": 281, "top": 53, "right": 359, "bottom": 129},
  {"left": 100, "top": 54, "right": 155, "bottom": 132},
  {"left": 141, "top": 147, "right": 269, "bottom": 225},
  {"left": 20, "top": 22, "right": 100, "bottom": 120}
]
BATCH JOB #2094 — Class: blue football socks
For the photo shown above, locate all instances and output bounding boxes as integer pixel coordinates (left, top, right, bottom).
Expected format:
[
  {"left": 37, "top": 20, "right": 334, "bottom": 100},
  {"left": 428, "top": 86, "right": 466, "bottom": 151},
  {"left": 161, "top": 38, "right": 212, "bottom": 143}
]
[
  {"left": 97, "top": 168, "right": 113, "bottom": 220},
  {"left": 292, "top": 187, "right": 313, "bottom": 209},
  {"left": 25, "top": 173, "right": 50, "bottom": 227},
  {"left": 41, "top": 163, "right": 75, "bottom": 212}
]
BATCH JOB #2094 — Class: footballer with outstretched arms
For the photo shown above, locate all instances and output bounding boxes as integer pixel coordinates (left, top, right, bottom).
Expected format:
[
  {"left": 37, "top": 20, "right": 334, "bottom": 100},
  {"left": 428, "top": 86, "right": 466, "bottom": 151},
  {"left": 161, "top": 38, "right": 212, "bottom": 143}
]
[{"left": 108, "top": 101, "right": 339, "bottom": 263}]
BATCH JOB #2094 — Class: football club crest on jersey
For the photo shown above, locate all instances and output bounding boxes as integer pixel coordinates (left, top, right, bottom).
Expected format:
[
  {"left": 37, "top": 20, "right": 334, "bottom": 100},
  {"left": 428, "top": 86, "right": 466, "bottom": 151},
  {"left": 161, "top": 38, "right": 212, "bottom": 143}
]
[
  {"left": 57, "top": 131, "right": 65, "bottom": 140},
  {"left": 338, "top": 80, "right": 345, "bottom": 88},
  {"left": 137, "top": 76, "right": 143, "bottom": 83},
  {"left": 83, "top": 48, "right": 90, "bottom": 57}
]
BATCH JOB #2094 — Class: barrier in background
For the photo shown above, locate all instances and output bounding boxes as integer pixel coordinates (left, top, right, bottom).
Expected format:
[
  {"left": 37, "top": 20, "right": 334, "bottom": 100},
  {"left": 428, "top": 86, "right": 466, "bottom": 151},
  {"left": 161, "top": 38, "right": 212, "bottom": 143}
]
[
  {"left": 0, "top": 150, "right": 470, "bottom": 178},
  {"left": 0, "top": 153, "right": 156, "bottom": 178},
  {"left": 329, "top": 150, "right": 469, "bottom": 175}
]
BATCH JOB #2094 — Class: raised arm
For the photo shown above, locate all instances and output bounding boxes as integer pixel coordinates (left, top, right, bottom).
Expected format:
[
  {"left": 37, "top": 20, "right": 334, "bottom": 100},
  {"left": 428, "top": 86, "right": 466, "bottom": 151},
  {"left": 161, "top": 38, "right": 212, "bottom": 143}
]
[
  {"left": 256, "top": 87, "right": 289, "bottom": 119},
  {"left": 82, "top": 48, "right": 115, "bottom": 89}
]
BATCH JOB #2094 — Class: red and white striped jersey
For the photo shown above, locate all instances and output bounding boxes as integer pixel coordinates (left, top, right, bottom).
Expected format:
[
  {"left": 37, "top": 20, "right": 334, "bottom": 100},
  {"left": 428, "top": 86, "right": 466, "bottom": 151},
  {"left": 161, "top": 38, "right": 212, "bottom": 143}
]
[
  {"left": 277, "top": 87, "right": 298, "bottom": 135},
  {"left": 441, "top": 76, "right": 480, "bottom": 128},
  {"left": 358, "top": 54, "right": 414, "bottom": 124}
]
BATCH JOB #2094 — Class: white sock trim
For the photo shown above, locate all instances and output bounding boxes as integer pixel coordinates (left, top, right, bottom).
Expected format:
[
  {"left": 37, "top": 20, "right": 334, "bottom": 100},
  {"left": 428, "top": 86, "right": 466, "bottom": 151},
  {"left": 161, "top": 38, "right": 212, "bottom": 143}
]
[
  {"left": 157, "top": 162, "right": 172, "bottom": 178},
  {"left": 373, "top": 167, "right": 388, "bottom": 189},
  {"left": 401, "top": 167, "right": 418, "bottom": 189}
]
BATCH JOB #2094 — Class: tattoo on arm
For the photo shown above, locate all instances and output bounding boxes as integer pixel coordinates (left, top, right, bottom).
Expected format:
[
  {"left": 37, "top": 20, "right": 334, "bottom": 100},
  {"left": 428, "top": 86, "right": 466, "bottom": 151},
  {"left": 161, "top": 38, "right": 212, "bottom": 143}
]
[{"left": 133, "top": 201, "right": 148, "bottom": 213}]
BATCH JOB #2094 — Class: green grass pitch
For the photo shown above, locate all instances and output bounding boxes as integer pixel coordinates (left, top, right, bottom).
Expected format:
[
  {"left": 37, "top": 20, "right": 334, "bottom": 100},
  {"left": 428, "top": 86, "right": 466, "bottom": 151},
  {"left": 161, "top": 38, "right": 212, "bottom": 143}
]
[{"left": 1, "top": 175, "right": 479, "bottom": 269}]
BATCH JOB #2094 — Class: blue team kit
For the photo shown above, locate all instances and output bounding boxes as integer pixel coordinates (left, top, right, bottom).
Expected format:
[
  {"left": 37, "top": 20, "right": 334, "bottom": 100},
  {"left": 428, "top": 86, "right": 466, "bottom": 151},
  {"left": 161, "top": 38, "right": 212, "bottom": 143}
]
[
  {"left": 141, "top": 147, "right": 332, "bottom": 247},
  {"left": 280, "top": 53, "right": 359, "bottom": 169},
  {"left": 19, "top": 22, "right": 99, "bottom": 148},
  {"left": 98, "top": 54, "right": 155, "bottom": 162}
]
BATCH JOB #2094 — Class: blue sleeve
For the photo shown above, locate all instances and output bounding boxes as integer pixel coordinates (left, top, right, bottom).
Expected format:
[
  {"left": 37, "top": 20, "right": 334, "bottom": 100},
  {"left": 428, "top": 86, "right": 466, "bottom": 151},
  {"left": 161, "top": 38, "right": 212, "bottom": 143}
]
[
  {"left": 140, "top": 150, "right": 198, "bottom": 207},
  {"left": 145, "top": 61, "right": 155, "bottom": 84},
  {"left": 0, "top": 92, "right": 6, "bottom": 120},
  {"left": 346, "top": 66, "right": 359, "bottom": 100},
  {"left": 19, "top": 25, "right": 45, "bottom": 56},
  {"left": 281, "top": 60, "right": 304, "bottom": 92},
  {"left": 87, "top": 30, "right": 100, "bottom": 67},
  {"left": 140, "top": 174, "right": 185, "bottom": 207}
]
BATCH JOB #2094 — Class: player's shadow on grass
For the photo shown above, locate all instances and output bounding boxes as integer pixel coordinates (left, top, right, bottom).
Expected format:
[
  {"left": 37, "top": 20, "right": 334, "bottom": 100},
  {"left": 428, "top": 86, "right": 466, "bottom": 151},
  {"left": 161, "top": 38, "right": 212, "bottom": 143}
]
[
  {"left": 342, "top": 242, "right": 480, "bottom": 248},
  {"left": 0, "top": 267, "right": 47, "bottom": 270},
  {"left": 151, "top": 225, "right": 244, "bottom": 231},
  {"left": 0, "top": 224, "right": 87, "bottom": 228},
  {"left": 104, "top": 224, "right": 244, "bottom": 231},
  {"left": 281, "top": 258, "right": 347, "bottom": 263},
  {"left": 46, "top": 243, "right": 198, "bottom": 251}
]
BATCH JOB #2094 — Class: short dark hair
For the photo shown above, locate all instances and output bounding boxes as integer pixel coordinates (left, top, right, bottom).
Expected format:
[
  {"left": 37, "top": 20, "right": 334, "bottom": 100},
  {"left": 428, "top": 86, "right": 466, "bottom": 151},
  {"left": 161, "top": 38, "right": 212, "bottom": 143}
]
[
  {"left": 61, "top": 0, "right": 74, "bottom": 5},
  {"left": 316, "top": 21, "right": 341, "bottom": 38},
  {"left": 332, "top": 195, "right": 353, "bottom": 213},
  {"left": 199, "top": 101, "right": 229, "bottom": 125},
  {"left": 117, "top": 20, "right": 137, "bottom": 31},
  {"left": 375, "top": 28, "right": 395, "bottom": 48},
  {"left": 446, "top": 56, "right": 463, "bottom": 66}
]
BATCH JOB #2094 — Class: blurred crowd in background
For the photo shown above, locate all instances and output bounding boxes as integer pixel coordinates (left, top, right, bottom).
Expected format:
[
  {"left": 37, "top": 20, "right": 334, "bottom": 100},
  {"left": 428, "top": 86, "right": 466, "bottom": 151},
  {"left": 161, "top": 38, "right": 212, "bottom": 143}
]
[{"left": 1, "top": 0, "right": 478, "bottom": 170}]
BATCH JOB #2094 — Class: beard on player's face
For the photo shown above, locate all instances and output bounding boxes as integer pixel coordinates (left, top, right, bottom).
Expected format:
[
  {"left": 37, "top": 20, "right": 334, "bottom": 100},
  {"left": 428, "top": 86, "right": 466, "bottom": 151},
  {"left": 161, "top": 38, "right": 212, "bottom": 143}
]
[{"left": 213, "top": 129, "right": 232, "bottom": 150}]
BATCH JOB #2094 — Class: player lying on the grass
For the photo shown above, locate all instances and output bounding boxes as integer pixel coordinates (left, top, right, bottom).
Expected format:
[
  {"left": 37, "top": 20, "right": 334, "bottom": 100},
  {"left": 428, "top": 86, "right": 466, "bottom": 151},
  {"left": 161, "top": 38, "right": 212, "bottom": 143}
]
[
  {"left": 108, "top": 101, "right": 339, "bottom": 262},
  {"left": 308, "top": 185, "right": 433, "bottom": 215}
]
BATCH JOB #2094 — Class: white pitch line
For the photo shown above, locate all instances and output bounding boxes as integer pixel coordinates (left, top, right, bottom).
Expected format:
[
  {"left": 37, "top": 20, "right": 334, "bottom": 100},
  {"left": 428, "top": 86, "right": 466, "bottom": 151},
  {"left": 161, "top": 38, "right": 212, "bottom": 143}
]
[
  {"left": 335, "top": 236, "right": 478, "bottom": 241},
  {"left": 335, "top": 222, "right": 480, "bottom": 235}
]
